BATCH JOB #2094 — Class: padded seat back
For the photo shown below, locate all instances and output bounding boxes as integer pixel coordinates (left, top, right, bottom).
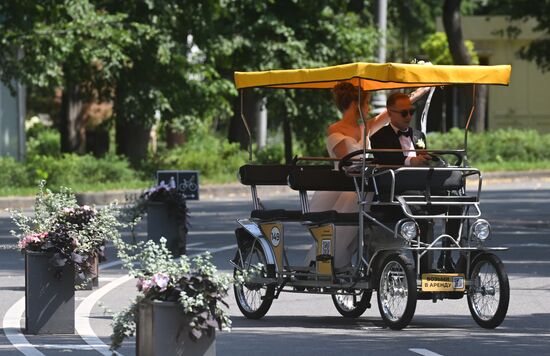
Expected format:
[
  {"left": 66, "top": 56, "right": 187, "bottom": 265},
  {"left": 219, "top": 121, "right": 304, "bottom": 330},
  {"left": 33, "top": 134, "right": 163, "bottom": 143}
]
[
  {"left": 288, "top": 166, "right": 363, "bottom": 192},
  {"left": 239, "top": 164, "right": 332, "bottom": 186},
  {"left": 238, "top": 164, "right": 293, "bottom": 186},
  {"left": 374, "top": 169, "right": 464, "bottom": 200}
]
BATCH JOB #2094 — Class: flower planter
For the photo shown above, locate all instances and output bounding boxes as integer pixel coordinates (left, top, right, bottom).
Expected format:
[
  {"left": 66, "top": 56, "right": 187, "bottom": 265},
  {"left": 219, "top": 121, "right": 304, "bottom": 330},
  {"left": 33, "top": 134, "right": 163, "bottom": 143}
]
[
  {"left": 137, "top": 299, "right": 215, "bottom": 356},
  {"left": 147, "top": 202, "right": 186, "bottom": 257},
  {"left": 75, "top": 253, "right": 99, "bottom": 290},
  {"left": 25, "top": 251, "right": 75, "bottom": 334}
]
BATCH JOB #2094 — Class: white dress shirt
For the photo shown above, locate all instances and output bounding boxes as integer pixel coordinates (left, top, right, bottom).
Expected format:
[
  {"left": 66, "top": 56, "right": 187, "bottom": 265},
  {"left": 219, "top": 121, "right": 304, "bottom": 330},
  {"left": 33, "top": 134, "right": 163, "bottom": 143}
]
[{"left": 389, "top": 123, "right": 416, "bottom": 166}]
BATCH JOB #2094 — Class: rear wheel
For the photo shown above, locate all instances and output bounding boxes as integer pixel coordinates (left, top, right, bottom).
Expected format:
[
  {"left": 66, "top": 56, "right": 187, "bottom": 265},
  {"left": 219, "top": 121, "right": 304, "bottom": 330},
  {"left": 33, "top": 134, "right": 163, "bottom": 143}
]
[
  {"left": 377, "top": 254, "right": 417, "bottom": 329},
  {"left": 233, "top": 243, "right": 275, "bottom": 319},
  {"left": 467, "top": 254, "right": 509, "bottom": 328},
  {"left": 332, "top": 290, "right": 372, "bottom": 318}
]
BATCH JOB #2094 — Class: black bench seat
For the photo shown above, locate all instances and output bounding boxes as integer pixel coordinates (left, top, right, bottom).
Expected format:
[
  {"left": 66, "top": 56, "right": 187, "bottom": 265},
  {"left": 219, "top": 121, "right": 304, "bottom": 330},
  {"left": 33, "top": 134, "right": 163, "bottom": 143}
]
[{"left": 250, "top": 209, "right": 303, "bottom": 221}]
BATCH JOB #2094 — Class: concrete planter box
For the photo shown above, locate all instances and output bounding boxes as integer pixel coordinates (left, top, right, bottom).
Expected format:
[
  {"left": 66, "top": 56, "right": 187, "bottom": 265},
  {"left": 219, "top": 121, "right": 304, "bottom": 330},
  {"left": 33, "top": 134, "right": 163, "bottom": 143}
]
[
  {"left": 25, "top": 251, "right": 75, "bottom": 334},
  {"left": 147, "top": 201, "right": 186, "bottom": 257},
  {"left": 137, "top": 299, "right": 215, "bottom": 356},
  {"left": 75, "top": 253, "right": 99, "bottom": 290}
]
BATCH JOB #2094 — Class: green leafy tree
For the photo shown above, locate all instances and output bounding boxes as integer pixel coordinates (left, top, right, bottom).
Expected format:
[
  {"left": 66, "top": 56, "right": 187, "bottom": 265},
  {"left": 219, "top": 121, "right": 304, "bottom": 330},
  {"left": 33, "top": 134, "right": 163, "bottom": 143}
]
[
  {"left": 420, "top": 32, "right": 478, "bottom": 65},
  {"left": 97, "top": 0, "right": 234, "bottom": 166},
  {"left": 201, "top": 1, "right": 378, "bottom": 158},
  {"left": 476, "top": 0, "right": 550, "bottom": 72},
  {"left": 0, "top": 0, "right": 133, "bottom": 153},
  {"left": 385, "top": 0, "right": 443, "bottom": 62}
]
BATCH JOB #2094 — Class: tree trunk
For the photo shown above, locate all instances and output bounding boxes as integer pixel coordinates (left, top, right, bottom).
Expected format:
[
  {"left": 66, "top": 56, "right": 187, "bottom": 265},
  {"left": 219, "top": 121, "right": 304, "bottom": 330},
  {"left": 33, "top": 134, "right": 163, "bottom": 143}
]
[
  {"left": 443, "top": 0, "right": 471, "bottom": 65},
  {"left": 115, "top": 116, "right": 151, "bottom": 168},
  {"left": 443, "top": 0, "right": 486, "bottom": 130},
  {"left": 60, "top": 85, "right": 85, "bottom": 154},
  {"left": 228, "top": 91, "right": 255, "bottom": 150},
  {"left": 166, "top": 125, "right": 187, "bottom": 149},
  {"left": 472, "top": 85, "right": 487, "bottom": 132},
  {"left": 283, "top": 115, "right": 293, "bottom": 164}
]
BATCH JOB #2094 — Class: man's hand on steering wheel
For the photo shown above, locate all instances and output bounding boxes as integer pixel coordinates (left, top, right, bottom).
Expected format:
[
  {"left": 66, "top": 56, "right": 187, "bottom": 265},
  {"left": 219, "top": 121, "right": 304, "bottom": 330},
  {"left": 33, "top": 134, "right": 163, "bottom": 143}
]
[
  {"left": 338, "top": 149, "right": 374, "bottom": 172},
  {"left": 411, "top": 153, "right": 448, "bottom": 167}
]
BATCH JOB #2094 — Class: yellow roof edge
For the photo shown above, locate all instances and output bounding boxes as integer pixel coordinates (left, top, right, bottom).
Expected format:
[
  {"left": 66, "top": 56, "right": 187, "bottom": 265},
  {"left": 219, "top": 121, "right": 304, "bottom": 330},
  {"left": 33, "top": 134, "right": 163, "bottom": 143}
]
[{"left": 234, "top": 62, "right": 511, "bottom": 90}]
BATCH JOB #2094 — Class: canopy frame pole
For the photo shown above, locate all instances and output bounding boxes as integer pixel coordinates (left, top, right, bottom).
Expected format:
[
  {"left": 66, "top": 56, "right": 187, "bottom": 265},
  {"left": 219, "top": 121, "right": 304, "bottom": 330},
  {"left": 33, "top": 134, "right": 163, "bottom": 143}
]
[
  {"left": 356, "top": 81, "right": 367, "bottom": 277},
  {"left": 240, "top": 89, "right": 253, "bottom": 161},
  {"left": 463, "top": 85, "right": 477, "bottom": 166}
]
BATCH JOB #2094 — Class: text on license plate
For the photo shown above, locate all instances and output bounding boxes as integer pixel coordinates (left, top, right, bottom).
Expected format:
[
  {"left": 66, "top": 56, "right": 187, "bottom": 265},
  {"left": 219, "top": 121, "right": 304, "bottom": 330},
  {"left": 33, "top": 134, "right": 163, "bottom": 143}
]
[{"left": 421, "top": 273, "right": 465, "bottom": 292}]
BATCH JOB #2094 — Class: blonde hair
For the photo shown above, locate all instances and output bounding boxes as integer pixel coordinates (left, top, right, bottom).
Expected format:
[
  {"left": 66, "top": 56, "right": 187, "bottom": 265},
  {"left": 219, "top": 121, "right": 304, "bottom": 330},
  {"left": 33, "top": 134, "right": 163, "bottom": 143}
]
[{"left": 332, "top": 82, "right": 370, "bottom": 113}]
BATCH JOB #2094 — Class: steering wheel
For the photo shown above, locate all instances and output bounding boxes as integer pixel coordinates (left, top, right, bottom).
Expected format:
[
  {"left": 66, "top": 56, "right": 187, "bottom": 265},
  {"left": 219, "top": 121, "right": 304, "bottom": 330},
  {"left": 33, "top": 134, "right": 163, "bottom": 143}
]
[
  {"left": 338, "top": 149, "right": 375, "bottom": 172},
  {"left": 427, "top": 153, "right": 448, "bottom": 167},
  {"left": 427, "top": 151, "right": 463, "bottom": 167}
]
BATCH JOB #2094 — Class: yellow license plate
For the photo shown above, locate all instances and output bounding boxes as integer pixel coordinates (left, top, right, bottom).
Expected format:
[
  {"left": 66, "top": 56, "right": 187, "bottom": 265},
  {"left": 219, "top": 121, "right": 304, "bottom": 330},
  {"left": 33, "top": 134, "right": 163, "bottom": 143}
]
[{"left": 421, "top": 273, "right": 465, "bottom": 292}]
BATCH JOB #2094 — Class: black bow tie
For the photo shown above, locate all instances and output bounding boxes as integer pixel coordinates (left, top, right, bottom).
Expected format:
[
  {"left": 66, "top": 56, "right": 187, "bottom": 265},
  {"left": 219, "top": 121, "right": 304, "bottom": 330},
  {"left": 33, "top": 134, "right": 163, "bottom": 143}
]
[{"left": 397, "top": 129, "right": 411, "bottom": 138}]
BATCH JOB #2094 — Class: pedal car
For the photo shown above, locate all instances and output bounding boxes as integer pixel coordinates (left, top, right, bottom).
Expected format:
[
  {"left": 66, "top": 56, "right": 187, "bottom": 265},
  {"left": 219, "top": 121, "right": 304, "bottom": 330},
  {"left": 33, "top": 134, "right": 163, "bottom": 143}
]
[{"left": 231, "top": 62, "right": 511, "bottom": 329}]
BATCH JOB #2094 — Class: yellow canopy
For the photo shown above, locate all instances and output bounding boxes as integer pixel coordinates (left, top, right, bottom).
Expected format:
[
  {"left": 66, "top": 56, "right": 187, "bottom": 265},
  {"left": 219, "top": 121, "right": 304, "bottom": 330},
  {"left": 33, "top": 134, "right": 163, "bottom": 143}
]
[{"left": 234, "top": 62, "right": 511, "bottom": 90}]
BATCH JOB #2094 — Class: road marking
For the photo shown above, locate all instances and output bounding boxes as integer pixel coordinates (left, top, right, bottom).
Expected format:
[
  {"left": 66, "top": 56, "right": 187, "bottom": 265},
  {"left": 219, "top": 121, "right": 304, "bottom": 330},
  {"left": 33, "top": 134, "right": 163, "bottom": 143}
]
[
  {"left": 2, "top": 244, "right": 239, "bottom": 355},
  {"left": 75, "top": 275, "right": 131, "bottom": 355},
  {"left": 2, "top": 297, "right": 43, "bottom": 356},
  {"left": 505, "top": 243, "right": 550, "bottom": 247},
  {"left": 409, "top": 348, "right": 444, "bottom": 356}
]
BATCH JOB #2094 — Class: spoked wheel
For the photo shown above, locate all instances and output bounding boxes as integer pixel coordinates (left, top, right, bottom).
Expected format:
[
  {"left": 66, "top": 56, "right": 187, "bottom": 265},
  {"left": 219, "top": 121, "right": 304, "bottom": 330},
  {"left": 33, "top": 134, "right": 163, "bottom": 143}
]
[
  {"left": 467, "top": 254, "right": 509, "bottom": 328},
  {"left": 377, "top": 254, "right": 417, "bottom": 329},
  {"left": 233, "top": 243, "right": 275, "bottom": 319},
  {"left": 332, "top": 290, "right": 372, "bottom": 318}
]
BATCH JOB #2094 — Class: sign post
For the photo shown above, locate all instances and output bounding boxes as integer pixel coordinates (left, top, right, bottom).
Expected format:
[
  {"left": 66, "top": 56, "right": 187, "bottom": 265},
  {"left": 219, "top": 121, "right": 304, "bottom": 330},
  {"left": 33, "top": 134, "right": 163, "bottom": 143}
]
[{"left": 156, "top": 170, "right": 200, "bottom": 200}]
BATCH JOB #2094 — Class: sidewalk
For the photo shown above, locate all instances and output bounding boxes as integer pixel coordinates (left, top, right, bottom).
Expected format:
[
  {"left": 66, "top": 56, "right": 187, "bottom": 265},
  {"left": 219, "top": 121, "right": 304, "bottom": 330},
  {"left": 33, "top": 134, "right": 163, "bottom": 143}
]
[{"left": 2, "top": 170, "right": 550, "bottom": 209}]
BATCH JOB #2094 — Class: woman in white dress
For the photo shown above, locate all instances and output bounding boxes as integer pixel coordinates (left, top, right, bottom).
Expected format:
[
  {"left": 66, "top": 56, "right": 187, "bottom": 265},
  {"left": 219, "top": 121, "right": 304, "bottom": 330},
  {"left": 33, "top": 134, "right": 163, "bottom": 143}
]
[{"left": 305, "top": 82, "right": 429, "bottom": 269}]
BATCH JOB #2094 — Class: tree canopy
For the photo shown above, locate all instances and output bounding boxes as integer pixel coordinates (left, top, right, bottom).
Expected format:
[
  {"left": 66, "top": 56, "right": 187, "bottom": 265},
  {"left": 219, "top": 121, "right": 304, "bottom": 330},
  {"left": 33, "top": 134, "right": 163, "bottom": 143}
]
[{"left": 476, "top": 0, "right": 550, "bottom": 72}]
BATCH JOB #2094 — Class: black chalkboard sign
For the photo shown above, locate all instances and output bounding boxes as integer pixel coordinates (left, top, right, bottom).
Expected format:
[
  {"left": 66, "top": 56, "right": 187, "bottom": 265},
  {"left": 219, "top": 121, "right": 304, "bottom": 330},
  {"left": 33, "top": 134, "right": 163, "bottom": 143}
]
[{"left": 157, "top": 170, "right": 200, "bottom": 200}]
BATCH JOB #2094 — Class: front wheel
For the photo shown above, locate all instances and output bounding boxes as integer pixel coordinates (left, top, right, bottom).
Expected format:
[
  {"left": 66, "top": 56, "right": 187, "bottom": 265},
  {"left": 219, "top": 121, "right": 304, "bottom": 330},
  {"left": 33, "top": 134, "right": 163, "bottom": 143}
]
[
  {"left": 233, "top": 243, "right": 275, "bottom": 319},
  {"left": 377, "top": 254, "right": 417, "bottom": 329},
  {"left": 467, "top": 254, "right": 509, "bottom": 328},
  {"left": 332, "top": 290, "right": 372, "bottom": 318}
]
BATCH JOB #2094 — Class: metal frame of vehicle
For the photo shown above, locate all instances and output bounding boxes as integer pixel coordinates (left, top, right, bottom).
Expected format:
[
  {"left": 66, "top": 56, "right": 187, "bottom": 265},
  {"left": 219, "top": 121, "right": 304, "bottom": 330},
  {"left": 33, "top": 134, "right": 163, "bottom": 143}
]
[{"left": 231, "top": 62, "right": 511, "bottom": 329}]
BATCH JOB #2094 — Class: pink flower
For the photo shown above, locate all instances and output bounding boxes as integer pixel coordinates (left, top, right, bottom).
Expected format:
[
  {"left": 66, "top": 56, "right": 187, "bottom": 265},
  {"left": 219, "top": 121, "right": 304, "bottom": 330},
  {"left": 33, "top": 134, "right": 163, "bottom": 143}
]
[
  {"left": 18, "top": 232, "right": 48, "bottom": 250},
  {"left": 63, "top": 207, "right": 74, "bottom": 214},
  {"left": 151, "top": 273, "right": 170, "bottom": 292},
  {"left": 140, "top": 279, "right": 153, "bottom": 293}
]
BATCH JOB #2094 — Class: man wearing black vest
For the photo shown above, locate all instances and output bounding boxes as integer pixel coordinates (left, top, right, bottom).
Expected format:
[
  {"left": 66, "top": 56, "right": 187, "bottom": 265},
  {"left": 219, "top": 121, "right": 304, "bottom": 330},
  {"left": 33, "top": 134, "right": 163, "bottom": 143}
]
[{"left": 370, "top": 92, "right": 460, "bottom": 271}]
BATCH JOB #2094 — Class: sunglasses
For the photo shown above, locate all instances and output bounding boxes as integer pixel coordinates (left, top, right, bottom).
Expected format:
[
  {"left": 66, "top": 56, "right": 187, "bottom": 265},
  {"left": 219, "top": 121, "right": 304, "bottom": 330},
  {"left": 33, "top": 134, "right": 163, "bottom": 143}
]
[{"left": 389, "top": 108, "right": 416, "bottom": 118}]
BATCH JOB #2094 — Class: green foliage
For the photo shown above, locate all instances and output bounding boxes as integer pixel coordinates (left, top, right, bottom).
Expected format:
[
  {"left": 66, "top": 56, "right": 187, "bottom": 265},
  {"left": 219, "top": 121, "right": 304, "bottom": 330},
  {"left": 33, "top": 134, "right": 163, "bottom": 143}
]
[
  {"left": 156, "top": 136, "right": 247, "bottom": 183},
  {"left": 476, "top": 0, "right": 550, "bottom": 72},
  {"left": 0, "top": 157, "right": 32, "bottom": 187},
  {"left": 386, "top": 0, "right": 443, "bottom": 61},
  {"left": 24, "top": 153, "right": 137, "bottom": 188},
  {"left": 420, "top": 32, "right": 479, "bottom": 65},
  {"left": 255, "top": 144, "right": 286, "bottom": 164},
  {"left": 204, "top": 1, "right": 379, "bottom": 152},
  {"left": 27, "top": 128, "right": 61, "bottom": 158},
  {"left": 0, "top": 0, "right": 132, "bottom": 96},
  {"left": 428, "top": 128, "right": 550, "bottom": 164}
]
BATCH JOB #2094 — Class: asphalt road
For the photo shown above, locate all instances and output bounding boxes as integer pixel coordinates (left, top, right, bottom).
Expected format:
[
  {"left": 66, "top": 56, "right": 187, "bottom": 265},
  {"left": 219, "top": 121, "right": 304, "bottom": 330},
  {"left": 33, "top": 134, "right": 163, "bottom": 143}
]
[{"left": 0, "top": 181, "right": 549, "bottom": 356}]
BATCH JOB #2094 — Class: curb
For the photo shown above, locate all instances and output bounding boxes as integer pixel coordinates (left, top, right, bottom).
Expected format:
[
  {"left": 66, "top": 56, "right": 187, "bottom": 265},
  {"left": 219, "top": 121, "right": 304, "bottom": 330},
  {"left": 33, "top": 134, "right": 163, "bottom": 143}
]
[{"left": 2, "top": 170, "right": 550, "bottom": 210}]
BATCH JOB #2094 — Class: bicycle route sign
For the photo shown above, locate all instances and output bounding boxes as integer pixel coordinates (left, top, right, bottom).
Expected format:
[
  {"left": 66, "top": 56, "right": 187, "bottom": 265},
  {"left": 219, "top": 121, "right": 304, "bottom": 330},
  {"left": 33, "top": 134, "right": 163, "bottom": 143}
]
[{"left": 157, "top": 170, "right": 200, "bottom": 200}]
